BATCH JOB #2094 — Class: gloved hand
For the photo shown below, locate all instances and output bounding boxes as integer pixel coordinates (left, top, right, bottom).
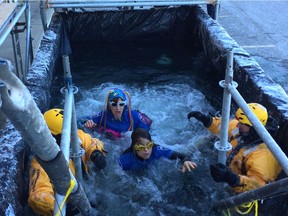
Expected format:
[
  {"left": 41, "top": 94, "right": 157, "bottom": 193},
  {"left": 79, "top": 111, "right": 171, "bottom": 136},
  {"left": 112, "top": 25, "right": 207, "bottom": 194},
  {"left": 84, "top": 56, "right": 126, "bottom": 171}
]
[
  {"left": 90, "top": 150, "right": 106, "bottom": 170},
  {"left": 210, "top": 163, "right": 239, "bottom": 187},
  {"left": 187, "top": 111, "right": 212, "bottom": 127}
]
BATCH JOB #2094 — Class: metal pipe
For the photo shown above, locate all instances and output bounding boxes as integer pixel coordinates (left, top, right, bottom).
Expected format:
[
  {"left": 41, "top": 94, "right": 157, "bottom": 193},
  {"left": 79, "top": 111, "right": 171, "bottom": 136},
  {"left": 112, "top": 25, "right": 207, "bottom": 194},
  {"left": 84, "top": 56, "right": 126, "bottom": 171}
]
[
  {"left": 71, "top": 98, "right": 83, "bottom": 182},
  {"left": 52, "top": 56, "right": 73, "bottom": 215},
  {"left": 40, "top": 0, "right": 48, "bottom": 31},
  {"left": 228, "top": 85, "right": 288, "bottom": 174},
  {"left": 216, "top": 50, "right": 233, "bottom": 164},
  {"left": 61, "top": 87, "right": 73, "bottom": 160},
  {"left": 47, "top": 1, "right": 209, "bottom": 8},
  {"left": 24, "top": 2, "right": 31, "bottom": 82},
  {"left": 54, "top": 84, "right": 85, "bottom": 215},
  {"left": 0, "top": 58, "right": 60, "bottom": 160},
  {"left": 213, "top": 177, "right": 288, "bottom": 210},
  {"left": 0, "top": 3, "right": 26, "bottom": 46},
  {"left": 48, "top": 0, "right": 208, "bottom": 3},
  {"left": 62, "top": 55, "right": 83, "bottom": 181},
  {"left": 53, "top": 56, "right": 89, "bottom": 215},
  {"left": 0, "top": 58, "right": 71, "bottom": 196},
  {"left": 214, "top": 0, "right": 220, "bottom": 20},
  {"left": 53, "top": 171, "right": 77, "bottom": 216},
  {"left": 53, "top": 88, "right": 76, "bottom": 215},
  {"left": 62, "top": 55, "right": 72, "bottom": 87},
  {"left": 10, "top": 25, "right": 24, "bottom": 81}
]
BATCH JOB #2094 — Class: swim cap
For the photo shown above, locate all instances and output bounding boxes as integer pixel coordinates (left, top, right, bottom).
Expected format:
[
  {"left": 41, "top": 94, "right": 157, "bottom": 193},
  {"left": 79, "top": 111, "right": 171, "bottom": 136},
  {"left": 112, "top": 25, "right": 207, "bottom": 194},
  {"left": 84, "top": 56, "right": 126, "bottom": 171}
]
[{"left": 108, "top": 88, "right": 126, "bottom": 101}]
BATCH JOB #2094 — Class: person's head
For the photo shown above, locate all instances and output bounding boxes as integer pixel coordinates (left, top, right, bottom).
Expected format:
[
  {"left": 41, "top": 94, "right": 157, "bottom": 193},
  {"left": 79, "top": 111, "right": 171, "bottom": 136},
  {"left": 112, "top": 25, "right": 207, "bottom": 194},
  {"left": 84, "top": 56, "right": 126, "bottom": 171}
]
[
  {"left": 131, "top": 128, "right": 153, "bottom": 160},
  {"left": 43, "top": 108, "right": 64, "bottom": 144},
  {"left": 235, "top": 103, "right": 268, "bottom": 135},
  {"left": 107, "top": 88, "right": 127, "bottom": 120}
]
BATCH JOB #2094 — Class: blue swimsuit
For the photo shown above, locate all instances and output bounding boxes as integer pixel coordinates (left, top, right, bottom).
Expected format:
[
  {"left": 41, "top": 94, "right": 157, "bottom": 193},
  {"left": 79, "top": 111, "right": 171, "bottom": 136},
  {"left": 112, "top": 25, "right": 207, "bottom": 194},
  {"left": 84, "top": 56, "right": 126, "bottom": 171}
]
[
  {"left": 119, "top": 144, "right": 174, "bottom": 170},
  {"left": 90, "top": 109, "right": 150, "bottom": 133}
]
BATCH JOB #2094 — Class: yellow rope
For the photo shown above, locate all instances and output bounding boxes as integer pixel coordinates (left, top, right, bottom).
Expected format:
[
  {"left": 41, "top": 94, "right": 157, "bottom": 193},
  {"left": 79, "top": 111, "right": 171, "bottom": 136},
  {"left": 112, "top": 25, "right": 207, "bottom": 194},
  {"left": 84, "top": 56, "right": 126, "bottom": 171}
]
[
  {"left": 55, "top": 179, "right": 76, "bottom": 216},
  {"left": 234, "top": 200, "right": 258, "bottom": 216},
  {"left": 222, "top": 200, "right": 258, "bottom": 216}
]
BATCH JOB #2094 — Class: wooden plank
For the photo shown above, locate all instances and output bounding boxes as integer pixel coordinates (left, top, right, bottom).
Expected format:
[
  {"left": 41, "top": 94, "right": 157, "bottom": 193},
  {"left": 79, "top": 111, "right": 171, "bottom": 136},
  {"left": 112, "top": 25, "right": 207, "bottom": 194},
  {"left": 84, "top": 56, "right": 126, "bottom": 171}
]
[{"left": 0, "top": 3, "right": 18, "bottom": 32}]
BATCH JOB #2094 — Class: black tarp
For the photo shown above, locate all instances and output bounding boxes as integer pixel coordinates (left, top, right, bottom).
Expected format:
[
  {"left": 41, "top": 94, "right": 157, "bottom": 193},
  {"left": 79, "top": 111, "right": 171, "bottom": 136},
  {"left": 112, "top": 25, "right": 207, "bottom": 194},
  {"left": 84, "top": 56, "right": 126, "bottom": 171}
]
[{"left": 1, "top": 5, "right": 288, "bottom": 215}]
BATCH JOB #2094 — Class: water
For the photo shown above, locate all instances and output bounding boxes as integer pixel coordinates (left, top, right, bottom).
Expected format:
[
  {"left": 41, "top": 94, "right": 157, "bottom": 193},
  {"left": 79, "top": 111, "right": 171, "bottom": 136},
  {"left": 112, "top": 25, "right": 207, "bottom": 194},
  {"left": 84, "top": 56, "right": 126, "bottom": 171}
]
[{"left": 50, "top": 42, "right": 232, "bottom": 215}]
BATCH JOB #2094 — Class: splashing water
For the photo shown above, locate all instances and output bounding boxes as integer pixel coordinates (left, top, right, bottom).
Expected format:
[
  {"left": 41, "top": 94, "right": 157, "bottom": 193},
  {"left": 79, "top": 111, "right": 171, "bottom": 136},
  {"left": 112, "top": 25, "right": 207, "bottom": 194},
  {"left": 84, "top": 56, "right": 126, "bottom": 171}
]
[
  {"left": 76, "top": 83, "right": 226, "bottom": 215},
  {"left": 49, "top": 42, "right": 232, "bottom": 215}
]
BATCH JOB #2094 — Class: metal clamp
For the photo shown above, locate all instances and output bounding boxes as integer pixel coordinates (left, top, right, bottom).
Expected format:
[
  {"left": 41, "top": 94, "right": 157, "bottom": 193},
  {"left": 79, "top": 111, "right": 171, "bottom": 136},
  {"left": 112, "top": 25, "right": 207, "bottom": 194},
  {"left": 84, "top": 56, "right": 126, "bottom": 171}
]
[
  {"left": 60, "top": 85, "right": 79, "bottom": 95},
  {"left": 219, "top": 80, "right": 238, "bottom": 89},
  {"left": 214, "top": 141, "right": 232, "bottom": 152}
]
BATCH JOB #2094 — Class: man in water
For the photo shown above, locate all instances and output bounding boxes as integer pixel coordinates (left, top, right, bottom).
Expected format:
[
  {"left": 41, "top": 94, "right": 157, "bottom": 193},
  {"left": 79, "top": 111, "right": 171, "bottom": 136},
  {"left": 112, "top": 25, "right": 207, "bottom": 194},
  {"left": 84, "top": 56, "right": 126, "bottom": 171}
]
[
  {"left": 188, "top": 103, "right": 282, "bottom": 193},
  {"left": 28, "top": 108, "right": 106, "bottom": 215}
]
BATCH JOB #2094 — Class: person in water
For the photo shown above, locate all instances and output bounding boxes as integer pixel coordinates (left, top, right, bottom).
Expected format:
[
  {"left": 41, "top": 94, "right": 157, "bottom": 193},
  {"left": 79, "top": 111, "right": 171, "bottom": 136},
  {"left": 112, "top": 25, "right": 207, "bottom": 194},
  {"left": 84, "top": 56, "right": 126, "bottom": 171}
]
[
  {"left": 28, "top": 109, "right": 107, "bottom": 216},
  {"left": 118, "top": 128, "right": 197, "bottom": 171},
  {"left": 188, "top": 103, "right": 282, "bottom": 193},
  {"left": 84, "top": 88, "right": 152, "bottom": 138}
]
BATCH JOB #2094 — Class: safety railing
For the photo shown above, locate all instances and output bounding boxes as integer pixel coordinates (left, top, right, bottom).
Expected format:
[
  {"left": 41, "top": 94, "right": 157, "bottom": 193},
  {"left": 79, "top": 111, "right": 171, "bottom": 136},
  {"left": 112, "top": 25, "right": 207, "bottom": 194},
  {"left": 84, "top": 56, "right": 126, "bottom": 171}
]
[
  {"left": 53, "top": 55, "right": 90, "bottom": 216},
  {"left": 0, "top": 0, "right": 33, "bottom": 82},
  {"left": 214, "top": 50, "right": 288, "bottom": 209},
  {"left": 0, "top": 57, "right": 90, "bottom": 216},
  {"left": 40, "top": 0, "right": 220, "bottom": 30}
]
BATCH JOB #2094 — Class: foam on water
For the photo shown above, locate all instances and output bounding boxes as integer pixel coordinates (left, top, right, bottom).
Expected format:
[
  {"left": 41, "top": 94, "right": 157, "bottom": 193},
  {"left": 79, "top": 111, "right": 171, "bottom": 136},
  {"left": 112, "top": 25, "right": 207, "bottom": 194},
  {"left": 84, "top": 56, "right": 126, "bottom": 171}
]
[
  {"left": 75, "top": 82, "right": 225, "bottom": 215},
  {"left": 49, "top": 42, "right": 230, "bottom": 215}
]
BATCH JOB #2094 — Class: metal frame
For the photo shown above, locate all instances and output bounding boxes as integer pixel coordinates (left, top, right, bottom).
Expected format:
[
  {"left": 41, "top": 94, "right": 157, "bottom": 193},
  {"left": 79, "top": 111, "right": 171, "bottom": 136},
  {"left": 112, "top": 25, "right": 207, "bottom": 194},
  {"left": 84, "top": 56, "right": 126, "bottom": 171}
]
[
  {"left": 0, "top": 1, "right": 33, "bottom": 82},
  {"left": 218, "top": 50, "right": 288, "bottom": 174},
  {"left": 40, "top": 0, "right": 221, "bottom": 30},
  {"left": 214, "top": 50, "right": 288, "bottom": 209}
]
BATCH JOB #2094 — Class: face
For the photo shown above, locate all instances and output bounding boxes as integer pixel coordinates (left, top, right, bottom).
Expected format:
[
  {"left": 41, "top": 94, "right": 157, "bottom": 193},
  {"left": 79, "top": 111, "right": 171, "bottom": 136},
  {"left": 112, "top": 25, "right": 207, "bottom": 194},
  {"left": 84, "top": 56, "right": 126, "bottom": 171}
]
[
  {"left": 237, "top": 122, "right": 251, "bottom": 133},
  {"left": 134, "top": 137, "right": 153, "bottom": 160},
  {"left": 109, "top": 98, "right": 125, "bottom": 120}
]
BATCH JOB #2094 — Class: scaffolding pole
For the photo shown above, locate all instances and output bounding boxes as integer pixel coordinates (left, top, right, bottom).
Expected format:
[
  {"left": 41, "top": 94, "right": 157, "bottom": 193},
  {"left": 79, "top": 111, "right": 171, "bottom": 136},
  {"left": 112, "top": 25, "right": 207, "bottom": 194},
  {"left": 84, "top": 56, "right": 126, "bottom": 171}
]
[
  {"left": 213, "top": 177, "right": 288, "bottom": 210},
  {"left": 54, "top": 55, "right": 87, "bottom": 215},
  {"left": 40, "top": 0, "right": 220, "bottom": 30},
  {"left": 213, "top": 50, "right": 288, "bottom": 210}
]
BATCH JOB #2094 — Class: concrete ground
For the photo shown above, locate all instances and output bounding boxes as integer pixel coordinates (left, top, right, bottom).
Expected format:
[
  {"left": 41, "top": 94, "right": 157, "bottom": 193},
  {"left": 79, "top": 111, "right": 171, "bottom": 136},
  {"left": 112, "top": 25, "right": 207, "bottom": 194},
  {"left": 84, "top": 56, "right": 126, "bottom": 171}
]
[
  {"left": 217, "top": 1, "right": 288, "bottom": 93},
  {"left": 0, "top": 1, "right": 287, "bottom": 92}
]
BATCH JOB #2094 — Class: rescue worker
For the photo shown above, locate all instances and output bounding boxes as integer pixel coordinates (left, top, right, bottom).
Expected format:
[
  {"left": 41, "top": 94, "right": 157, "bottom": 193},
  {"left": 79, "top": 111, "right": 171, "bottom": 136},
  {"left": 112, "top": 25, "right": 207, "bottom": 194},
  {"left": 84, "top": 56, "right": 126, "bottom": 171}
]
[
  {"left": 187, "top": 103, "right": 282, "bottom": 193},
  {"left": 84, "top": 88, "right": 152, "bottom": 138},
  {"left": 28, "top": 109, "right": 107, "bottom": 216},
  {"left": 119, "top": 128, "right": 197, "bottom": 171}
]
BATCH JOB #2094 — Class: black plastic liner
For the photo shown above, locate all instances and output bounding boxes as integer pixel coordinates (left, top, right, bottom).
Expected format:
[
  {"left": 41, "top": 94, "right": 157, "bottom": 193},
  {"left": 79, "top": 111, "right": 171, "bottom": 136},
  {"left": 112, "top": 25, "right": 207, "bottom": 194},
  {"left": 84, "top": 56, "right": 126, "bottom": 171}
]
[
  {"left": 1, "top": 5, "right": 288, "bottom": 215},
  {"left": 66, "top": 7, "right": 196, "bottom": 43}
]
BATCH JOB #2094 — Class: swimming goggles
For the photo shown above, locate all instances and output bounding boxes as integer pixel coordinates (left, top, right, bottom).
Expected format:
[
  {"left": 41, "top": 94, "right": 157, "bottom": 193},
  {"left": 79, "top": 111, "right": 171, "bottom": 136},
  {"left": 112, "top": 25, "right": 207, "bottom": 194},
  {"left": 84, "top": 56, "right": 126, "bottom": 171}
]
[
  {"left": 109, "top": 101, "right": 126, "bottom": 107},
  {"left": 133, "top": 141, "right": 154, "bottom": 151}
]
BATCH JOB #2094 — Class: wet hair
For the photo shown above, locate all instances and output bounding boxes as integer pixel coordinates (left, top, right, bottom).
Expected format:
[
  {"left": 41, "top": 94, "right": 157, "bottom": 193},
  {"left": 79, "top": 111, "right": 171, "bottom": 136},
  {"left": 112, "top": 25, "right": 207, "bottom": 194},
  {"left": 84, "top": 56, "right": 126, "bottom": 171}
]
[
  {"left": 131, "top": 128, "right": 151, "bottom": 146},
  {"left": 122, "top": 128, "right": 151, "bottom": 154},
  {"left": 100, "top": 88, "right": 133, "bottom": 131}
]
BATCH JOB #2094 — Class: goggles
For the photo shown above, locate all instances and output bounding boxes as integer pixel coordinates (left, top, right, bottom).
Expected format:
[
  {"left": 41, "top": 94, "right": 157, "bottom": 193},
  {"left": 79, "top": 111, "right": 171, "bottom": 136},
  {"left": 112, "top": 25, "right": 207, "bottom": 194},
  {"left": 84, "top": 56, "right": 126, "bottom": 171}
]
[
  {"left": 109, "top": 101, "right": 126, "bottom": 107},
  {"left": 133, "top": 141, "right": 154, "bottom": 151}
]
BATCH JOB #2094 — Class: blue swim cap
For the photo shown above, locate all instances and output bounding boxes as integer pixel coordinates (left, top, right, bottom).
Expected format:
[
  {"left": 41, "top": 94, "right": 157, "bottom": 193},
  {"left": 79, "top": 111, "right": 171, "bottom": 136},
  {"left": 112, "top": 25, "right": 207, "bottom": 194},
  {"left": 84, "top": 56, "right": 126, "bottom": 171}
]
[{"left": 108, "top": 88, "right": 126, "bottom": 101}]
